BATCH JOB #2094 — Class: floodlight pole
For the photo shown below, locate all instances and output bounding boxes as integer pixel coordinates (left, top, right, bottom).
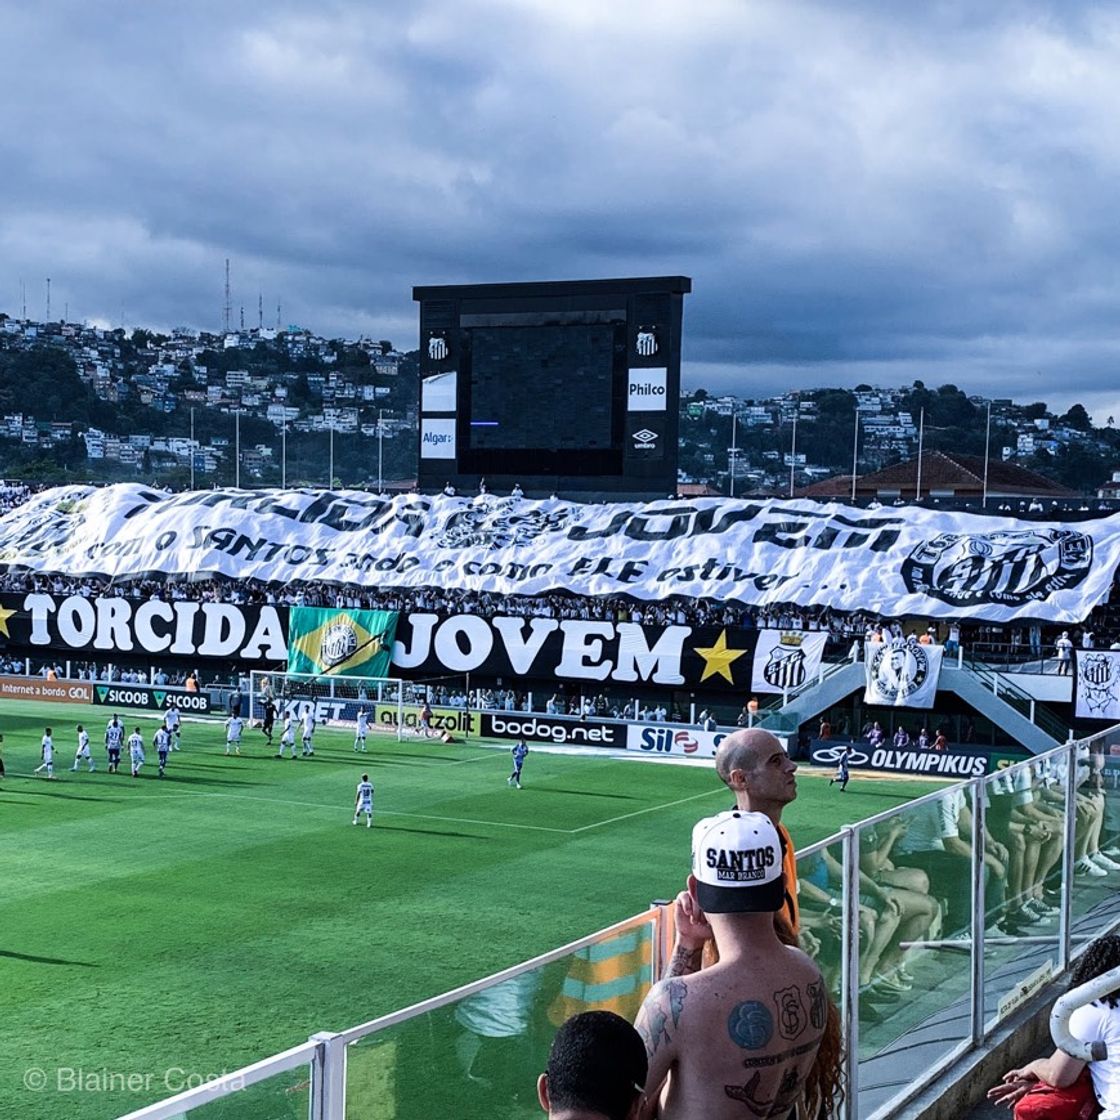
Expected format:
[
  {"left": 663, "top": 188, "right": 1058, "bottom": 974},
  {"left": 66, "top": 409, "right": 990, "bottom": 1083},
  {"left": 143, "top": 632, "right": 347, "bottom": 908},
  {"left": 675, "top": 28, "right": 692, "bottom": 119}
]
[
  {"left": 377, "top": 409, "right": 384, "bottom": 494},
  {"left": 729, "top": 410, "right": 737, "bottom": 499},
  {"left": 235, "top": 408, "right": 241, "bottom": 489},
  {"left": 329, "top": 423, "right": 334, "bottom": 488},
  {"left": 789, "top": 413, "right": 798, "bottom": 499},
  {"left": 915, "top": 407, "right": 924, "bottom": 500},
  {"left": 281, "top": 419, "right": 287, "bottom": 489},
  {"left": 189, "top": 407, "right": 195, "bottom": 490},
  {"left": 982, "top": 400, "right": 992, "bottom": 508},
  {"left": 851, "top": 409, "right": 859, "bottom": 503}
]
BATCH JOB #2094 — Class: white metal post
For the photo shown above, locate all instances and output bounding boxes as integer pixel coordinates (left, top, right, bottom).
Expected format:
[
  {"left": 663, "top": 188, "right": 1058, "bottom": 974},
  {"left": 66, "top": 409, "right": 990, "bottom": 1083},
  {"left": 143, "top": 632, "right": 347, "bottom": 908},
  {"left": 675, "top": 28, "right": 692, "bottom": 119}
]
[
  {"left": 1059, "top": 740, "right": 1078, "bottom": 973},
  {"left": 308, "top": 1031, "right": 347, "bottom": 1120},
  {"left": 969, "top": 779, "right": 987, "bottom": 1044},
  {"left": 841, "top": 827, "right": 860, "bottom": 1120}
]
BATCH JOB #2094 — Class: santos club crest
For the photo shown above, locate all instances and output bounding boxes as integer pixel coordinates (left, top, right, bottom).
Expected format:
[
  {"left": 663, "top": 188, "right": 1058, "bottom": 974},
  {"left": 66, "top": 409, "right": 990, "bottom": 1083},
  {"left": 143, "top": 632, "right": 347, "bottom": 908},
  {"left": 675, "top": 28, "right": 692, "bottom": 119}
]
[
  {"left": 1076, "top": 653, "right": 1120, "bottom": 717},
  {"left": 901, "top": 528, "right": 1092, "bottom": 608},
  {"left": 763, "top": 638, "right": 807, "bottom": 690}
]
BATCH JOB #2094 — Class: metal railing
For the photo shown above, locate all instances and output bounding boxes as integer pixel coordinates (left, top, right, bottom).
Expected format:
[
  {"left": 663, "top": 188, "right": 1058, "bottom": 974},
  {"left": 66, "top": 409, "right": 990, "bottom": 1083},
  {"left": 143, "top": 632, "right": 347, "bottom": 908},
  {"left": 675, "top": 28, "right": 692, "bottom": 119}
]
[
  {"left": 963, "top": 655, "right": 1070, "bottom": 742},
  {"left": 115, "top": 725, "right": 1120, "bottom": 1120}
]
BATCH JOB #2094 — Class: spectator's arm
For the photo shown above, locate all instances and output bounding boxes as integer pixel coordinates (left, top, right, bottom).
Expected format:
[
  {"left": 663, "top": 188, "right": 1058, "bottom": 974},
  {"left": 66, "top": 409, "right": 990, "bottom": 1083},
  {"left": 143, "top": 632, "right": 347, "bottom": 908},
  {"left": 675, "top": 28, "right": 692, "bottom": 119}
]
[
  {"left": 635, "top": 980, "right": 680, "bottom": 1119},
  {"left": 991, "top": 1049, "right": 1086, "bottom": 1094},
  {"left": 663, "top": 891, "right": 712, "bottom": 977}
]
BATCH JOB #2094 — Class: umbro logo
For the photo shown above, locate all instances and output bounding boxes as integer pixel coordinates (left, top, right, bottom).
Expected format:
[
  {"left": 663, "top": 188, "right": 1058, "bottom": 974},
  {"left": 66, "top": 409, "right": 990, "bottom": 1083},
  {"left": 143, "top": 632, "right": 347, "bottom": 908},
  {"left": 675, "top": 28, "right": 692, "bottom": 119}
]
[{"left": 633, "top": 428, "right": 658, "bottom": 449}]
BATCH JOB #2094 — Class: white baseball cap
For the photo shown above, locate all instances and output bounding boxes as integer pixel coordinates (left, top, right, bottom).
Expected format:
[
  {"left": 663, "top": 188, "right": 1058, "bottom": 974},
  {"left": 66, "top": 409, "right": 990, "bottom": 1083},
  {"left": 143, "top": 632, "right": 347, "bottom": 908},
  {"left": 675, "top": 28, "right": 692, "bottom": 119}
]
[{"left": 691, "top": 811, "right": 786, "bottom": 914}]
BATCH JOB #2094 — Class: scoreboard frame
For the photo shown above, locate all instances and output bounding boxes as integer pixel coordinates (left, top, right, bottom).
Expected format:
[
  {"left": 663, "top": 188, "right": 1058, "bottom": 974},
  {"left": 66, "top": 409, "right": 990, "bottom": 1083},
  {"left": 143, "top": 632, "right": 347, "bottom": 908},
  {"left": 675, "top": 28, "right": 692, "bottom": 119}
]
[{"left": 413, "top": 276, "right": 691, "bottom": 499}]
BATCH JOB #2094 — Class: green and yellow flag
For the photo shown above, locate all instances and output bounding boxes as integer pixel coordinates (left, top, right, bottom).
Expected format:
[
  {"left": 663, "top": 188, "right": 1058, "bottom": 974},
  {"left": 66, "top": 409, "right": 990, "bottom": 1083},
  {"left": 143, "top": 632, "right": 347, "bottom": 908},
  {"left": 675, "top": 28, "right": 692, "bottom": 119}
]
[{"left": 287, "top": 607, "right": 399, "bottom": 678}]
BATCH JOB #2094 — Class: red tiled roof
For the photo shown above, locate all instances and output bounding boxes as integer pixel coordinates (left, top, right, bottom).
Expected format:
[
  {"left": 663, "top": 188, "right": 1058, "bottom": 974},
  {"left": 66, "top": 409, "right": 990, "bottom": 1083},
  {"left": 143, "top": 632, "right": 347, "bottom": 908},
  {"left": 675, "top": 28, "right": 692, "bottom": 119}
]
[{"left": 677, "top": 482, "right": 725, "bottom": 497}]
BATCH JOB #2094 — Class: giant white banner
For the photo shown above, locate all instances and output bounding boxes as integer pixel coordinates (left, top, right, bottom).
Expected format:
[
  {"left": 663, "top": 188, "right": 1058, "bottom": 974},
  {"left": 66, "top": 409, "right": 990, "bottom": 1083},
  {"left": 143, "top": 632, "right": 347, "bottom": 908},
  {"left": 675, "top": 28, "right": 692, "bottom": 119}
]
[
  {"left": 864, "top": 639, "right": 944, "bottom": 708},
  {"left": 1074, "top": 650, "right": 1120, "bottom": 721},
  {"left": 2, "top": 485, "right": 1120, "bottom": 623},
  {"left": 751, "top": 631, "right": 829, "bottom": 694}
]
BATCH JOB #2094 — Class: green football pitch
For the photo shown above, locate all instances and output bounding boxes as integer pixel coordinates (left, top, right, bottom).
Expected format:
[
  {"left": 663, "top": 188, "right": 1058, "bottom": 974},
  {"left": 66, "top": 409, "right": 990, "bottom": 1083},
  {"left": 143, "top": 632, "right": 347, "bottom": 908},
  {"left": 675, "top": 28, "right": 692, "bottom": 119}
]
[{"left": 0, "top": 698, "right": 937, "bottom": 1120}]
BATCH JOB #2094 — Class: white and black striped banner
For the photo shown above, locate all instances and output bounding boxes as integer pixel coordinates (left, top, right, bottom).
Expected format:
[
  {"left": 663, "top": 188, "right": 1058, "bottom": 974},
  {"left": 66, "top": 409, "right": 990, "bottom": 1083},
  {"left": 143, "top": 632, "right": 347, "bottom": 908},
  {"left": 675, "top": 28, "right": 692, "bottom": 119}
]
[
  {"left": 750, "top": 631, "right": 829, "bottom": 695},
  {"left": 1075, "top": 650, "right": 1120, "bottom": 721},
  {"left": 2, "top": 485, "right": 1120, "bottom": 622}
]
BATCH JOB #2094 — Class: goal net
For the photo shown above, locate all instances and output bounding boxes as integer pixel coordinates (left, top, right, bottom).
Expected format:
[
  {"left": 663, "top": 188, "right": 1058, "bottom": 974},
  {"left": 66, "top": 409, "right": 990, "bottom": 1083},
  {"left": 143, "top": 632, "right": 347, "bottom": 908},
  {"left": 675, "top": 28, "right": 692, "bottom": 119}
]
[{"left": 248, "top": 671, "right": 472, "bottom": 743}]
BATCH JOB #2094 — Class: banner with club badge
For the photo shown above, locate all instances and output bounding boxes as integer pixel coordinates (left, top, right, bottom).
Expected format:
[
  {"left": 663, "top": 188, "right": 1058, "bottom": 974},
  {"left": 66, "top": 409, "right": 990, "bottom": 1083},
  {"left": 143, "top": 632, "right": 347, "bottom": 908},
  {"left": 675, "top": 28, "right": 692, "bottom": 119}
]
[
  {"left": 1074, "top": 650, "right": 1120, "bottom": 721},
  {"left": 287, "top": 607, "right": 398, "bottom": 677},
  {"left": 3, "top": 484, "right": 1120, "bottom": 623},
  {"left": 864, "top": 638, "right": 943, "bottom": 708},
  {"left": 751, "top": 631, "right": 829, "bottom": 694}
]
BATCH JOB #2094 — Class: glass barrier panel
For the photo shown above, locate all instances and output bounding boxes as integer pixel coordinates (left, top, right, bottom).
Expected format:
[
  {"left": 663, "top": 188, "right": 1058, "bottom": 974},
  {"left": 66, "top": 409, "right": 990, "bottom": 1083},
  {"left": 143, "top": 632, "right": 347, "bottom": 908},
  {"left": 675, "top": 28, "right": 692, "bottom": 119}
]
[
  {"left": 794, "top": 836, "right": 845, "bottom": 1015},
  {"left": 1069, "top": 733, "right": 1120, "bottom": 964},
  {"left": 156, "top": 1064, "right": 312, "bottom": 1120},
  {"left": 345, "top": 921, "right": 656, "bottom": 1119},
  {"left": 854, "top": 789, "right": 973, "bottom": 1118},
  {"left": 982, "top": 760, "right": 1061, "bottom": 1033}
]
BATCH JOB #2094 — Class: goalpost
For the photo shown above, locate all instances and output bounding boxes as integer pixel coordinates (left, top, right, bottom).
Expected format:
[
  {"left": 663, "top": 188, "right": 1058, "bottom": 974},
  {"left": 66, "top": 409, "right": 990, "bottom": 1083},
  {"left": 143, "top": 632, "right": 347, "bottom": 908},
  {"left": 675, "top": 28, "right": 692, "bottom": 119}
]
[{"left": 248, "top": 671, "right": 472, "bottom": 743}]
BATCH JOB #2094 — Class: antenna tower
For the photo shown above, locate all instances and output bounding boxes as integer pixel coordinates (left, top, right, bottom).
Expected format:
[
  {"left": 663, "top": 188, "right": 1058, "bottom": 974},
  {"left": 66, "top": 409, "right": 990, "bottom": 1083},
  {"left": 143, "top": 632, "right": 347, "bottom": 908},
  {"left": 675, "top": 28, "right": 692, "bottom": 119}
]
[
  {"left": 223, "top": 258, "right": 232, "bottom": 334},
  {"left": 46, "top": 277, "right": 51, "bottom": 321},
  {"left": 258, "top": 291, "right": 263, "bottom": 330}
]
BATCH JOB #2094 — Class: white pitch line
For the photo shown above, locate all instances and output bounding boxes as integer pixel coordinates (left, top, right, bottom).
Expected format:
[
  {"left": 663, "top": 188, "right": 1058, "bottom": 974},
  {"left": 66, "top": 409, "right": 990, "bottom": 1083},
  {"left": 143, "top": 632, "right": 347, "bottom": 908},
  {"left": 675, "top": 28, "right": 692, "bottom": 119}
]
[
  {"left": 569, "top": 787, "right": 726, "bottom": 833},
  {"left": 379, "top": 809, "right": 570, "bottom": 834},
  {"left": 8, "top": 768, "right": 721, "bottom": 837},
  {"left": 135, "top": 789, "right": 572, "bottom": 833}
]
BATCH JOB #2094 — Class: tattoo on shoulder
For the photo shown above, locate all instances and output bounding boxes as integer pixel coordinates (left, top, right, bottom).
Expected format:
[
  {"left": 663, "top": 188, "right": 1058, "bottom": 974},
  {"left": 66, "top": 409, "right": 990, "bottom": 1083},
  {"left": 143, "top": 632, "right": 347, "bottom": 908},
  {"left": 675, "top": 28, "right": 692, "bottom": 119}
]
[
  {"left": 637, "top": 986, "right": 673, "bottom": 1056},
  {"left": 773, "top": 985, "right": 808, "bottom": 1041},
  {"left": 728, "top": 1001, "right": 774, "bottom": 1050},
  {"left": 668, "top": 979, "right": 687, "bottom": 1027},
  {"left": 807, "top": 978, "right": 826, "bottom": 1031}
]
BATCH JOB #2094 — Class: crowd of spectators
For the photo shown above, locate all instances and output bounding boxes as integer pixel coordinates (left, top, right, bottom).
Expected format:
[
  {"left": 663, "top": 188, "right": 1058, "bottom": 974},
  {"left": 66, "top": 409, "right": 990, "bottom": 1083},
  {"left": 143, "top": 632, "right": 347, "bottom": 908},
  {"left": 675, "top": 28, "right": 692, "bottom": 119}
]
[{"left": 0, "top": 480, "right": 34, "bottom": 514}]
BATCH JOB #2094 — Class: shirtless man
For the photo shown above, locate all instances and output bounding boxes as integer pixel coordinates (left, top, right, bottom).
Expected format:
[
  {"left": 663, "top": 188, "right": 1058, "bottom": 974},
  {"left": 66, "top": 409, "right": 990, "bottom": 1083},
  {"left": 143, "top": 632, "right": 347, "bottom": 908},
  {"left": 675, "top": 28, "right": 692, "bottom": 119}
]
[{"left": 635, "top": 811, "right": 835, "bottom": 1120}]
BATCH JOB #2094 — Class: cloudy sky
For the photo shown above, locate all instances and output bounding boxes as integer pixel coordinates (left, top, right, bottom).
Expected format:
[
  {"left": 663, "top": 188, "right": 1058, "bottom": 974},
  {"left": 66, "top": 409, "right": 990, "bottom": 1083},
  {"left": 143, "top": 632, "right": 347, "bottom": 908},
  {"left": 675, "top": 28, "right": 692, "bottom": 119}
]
[{"left": 3, "top": 1, "right": 1120, "bottom": 419}]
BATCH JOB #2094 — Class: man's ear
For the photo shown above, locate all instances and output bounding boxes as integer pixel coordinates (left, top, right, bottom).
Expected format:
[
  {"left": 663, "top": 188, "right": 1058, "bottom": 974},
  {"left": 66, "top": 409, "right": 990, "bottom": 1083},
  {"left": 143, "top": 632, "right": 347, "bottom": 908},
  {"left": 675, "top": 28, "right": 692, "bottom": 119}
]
[
  {"left": 686, "top": 873, "right": 699, "bottom": 898},
  {"left": 537, "top": 1072, "right": 550, "bottom": 1113}
]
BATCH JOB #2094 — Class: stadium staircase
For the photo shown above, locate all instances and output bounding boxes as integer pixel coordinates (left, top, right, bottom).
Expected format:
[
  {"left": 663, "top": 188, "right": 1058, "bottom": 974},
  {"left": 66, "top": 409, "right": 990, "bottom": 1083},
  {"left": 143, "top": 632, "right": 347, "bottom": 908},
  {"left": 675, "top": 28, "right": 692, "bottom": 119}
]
[{"left": 754, "top": 657, "right": 1067, "bottom": 754}]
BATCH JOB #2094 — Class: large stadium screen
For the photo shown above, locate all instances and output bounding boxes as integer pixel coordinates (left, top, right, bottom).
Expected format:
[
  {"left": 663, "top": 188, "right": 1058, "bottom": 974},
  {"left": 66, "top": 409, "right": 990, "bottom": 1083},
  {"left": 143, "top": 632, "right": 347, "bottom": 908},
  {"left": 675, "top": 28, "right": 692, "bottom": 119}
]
[
  {"left": 467, "top": 324, "right": 617, "bottom": 452},
  {"left": 414, "top": 276, "right": 690, "bottom": 497}
]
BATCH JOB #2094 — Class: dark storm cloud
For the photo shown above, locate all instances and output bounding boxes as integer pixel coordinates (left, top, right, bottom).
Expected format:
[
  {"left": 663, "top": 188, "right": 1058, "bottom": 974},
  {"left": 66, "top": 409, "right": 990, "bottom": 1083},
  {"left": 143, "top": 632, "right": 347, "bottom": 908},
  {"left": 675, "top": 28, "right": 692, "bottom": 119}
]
[{"left": 2, "top": 1, "right": 1119, "bottom": 416}]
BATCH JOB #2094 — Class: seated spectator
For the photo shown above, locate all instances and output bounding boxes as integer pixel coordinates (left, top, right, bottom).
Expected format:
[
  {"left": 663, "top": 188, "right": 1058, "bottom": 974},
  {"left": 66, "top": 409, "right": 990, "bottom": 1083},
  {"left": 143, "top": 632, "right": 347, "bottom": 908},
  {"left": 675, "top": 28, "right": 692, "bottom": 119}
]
[
  {"left": 989, "top": 934, "right": 1120, "bottom": 1117},
  {"left": 859, "top": 818, "right": 940, "bottom": 987},
  {"left": 537, "top": 1011, "right": 647, "bottom": 1120}
]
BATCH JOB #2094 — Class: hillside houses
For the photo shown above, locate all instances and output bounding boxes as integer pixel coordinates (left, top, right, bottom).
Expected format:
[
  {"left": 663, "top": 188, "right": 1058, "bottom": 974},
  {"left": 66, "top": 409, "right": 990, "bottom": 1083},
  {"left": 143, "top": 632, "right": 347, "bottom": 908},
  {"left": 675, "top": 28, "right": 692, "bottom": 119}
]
[{"left": 0, "top": 313, "right": 414, "bottom": 479}]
